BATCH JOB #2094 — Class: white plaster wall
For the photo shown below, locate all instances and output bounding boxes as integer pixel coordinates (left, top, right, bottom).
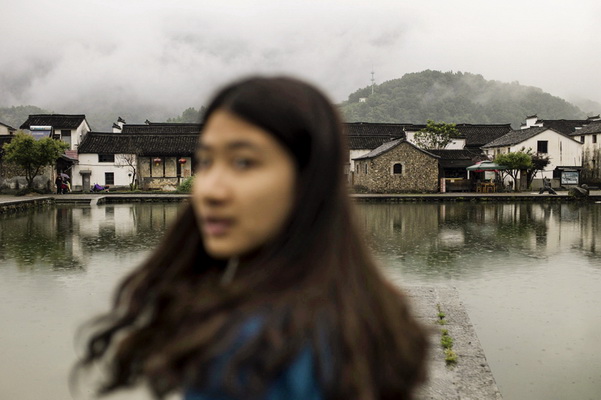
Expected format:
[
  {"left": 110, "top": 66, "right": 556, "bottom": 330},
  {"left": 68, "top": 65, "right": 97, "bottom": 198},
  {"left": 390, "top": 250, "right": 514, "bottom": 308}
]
[
  {"left": 72, "top": 205, "right": 136, "bottom": 237},
  {"left": 72, "top": 120, "right": 91, "bottom": 150},
  {"left": 349, "top": 149, "right": 371, "bottom": 170},
  {"left": 581, "top": 134, "right": 599, "bottom": 153},
  {"left": 485, "top": 130, "right": 582, "bottom": 179},
  {"left": 509, "top": 130, "right": 582, "bottom": 177},
  {"left": 73, "top": 153, "right": 135, "bottom": 190}
]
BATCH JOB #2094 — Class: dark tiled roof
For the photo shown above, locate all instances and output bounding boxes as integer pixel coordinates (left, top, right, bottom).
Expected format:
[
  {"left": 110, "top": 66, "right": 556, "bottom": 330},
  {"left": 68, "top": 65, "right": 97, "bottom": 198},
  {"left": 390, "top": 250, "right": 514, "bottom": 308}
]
[
  {"left": 428, "top": 149, "right": 485, "bottom": 168},
  {"left": 343, "top": 122, "right": 407, "bottom": 150},
  {"left": 348, "top": 136, "right": 401, "bottom": 150},
  {"left": 482, "top": 127, "right": 554, "bottom": 148},
  {"left": 20, "top": 114, "right": 87, "bottom": 130},
  {"left": 453, "top": 124, "right": 512, "bottom": 147},
  {"left": 353, "top": 139, "right": 439, "bottom": 160},
  {"left": 78, "top": 132, "right": 197, "bottom": 156},
  {"left": 428, "top": 148, "right": 484, "bottom": 160},
  {"left": 537, "top": 119, "right": 590, "bottom": 135},
  {"left": 571, "top": 120, "right": 601, "bottom": 135},
  {"left": 0, "top": 122, "right": 16, "bottom": 131},
  {"left": 402, "top": 123, "right": 511, "bottom": 147},
  {"left": 121, "top": 123, "right": 202, "bottom": 135},
  {"left": 343, "top": 122, "right": 410, "bottom": 136}
]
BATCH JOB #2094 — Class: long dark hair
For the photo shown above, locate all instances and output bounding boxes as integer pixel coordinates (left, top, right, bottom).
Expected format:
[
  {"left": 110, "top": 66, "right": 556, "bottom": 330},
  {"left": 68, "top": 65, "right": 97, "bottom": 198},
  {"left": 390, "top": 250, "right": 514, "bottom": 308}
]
[{"left": 74, "top": 76, "right": 428, "bottom": 399}]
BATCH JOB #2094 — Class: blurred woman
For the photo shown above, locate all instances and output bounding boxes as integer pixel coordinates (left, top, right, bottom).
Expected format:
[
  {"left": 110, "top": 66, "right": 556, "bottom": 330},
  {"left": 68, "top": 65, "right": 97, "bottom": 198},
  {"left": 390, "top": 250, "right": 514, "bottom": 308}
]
[{"left": 75, "top": 76, "right": 428, "bottom": 400}]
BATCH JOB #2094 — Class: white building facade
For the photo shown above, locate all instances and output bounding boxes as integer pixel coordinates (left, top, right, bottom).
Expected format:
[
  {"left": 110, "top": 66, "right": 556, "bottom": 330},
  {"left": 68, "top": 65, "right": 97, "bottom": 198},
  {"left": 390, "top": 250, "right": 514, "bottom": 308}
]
[{"left": 482, "top": 127, "right": 582, "bottom": 183}]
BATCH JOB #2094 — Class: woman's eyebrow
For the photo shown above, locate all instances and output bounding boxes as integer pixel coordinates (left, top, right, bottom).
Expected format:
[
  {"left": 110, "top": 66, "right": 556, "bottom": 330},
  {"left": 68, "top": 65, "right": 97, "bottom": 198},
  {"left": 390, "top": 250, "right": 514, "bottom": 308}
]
[{"left": 197, "top": 140, "right": 261, "bottom": 151}]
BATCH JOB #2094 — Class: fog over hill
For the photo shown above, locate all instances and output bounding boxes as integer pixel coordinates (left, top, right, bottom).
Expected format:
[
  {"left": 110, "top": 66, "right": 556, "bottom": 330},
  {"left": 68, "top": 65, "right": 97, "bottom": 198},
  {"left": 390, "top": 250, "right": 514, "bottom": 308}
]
[
  {"left": 2, "top": 70, "right": 601, "bottom": 131},
  {"left": 339, "top": 71, "right": 601, "bottom": 128}
]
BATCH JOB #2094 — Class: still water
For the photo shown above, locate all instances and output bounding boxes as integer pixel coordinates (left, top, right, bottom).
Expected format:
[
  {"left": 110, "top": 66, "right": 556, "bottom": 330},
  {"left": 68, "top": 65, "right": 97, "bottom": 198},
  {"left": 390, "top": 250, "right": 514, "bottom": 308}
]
[{"left": 0, "top": 202, "right": 600, "bottom": 399}]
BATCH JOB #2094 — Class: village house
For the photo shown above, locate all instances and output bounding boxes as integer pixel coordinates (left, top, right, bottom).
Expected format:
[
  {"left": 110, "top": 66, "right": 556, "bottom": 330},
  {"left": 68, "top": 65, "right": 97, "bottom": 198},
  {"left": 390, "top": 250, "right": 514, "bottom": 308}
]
[
  {"left": 0, "top": 122, "right": 18, "bottom": 185},
  {"left": 400, "top": 123, "right": 511, "bottom": 191},
  {"left": 19, "top": 114, "right": 91, "bottom": 180},
  {"left": 353, "top": 139, "right": 440, "bottom": 193},
  {"left": 520, "top": 114, "right": 599, "bottom": 133},
  {"left": 0, "top": 121, "right": 16, "bottom": 136},
  {"left": 344, "top": 122, "right": 408, "bottom": 173},
  {"left": 0, "top": 121, "right": 16, "bottom": 153},
  {"left": 75, "top": 120, "right": 199, "bottom": 191},
  {"left": 570, "top": 120, "right": 601, "bottom": 184},
  {"left": 482, "top": 126, "right": 583, "bottom": 186}
]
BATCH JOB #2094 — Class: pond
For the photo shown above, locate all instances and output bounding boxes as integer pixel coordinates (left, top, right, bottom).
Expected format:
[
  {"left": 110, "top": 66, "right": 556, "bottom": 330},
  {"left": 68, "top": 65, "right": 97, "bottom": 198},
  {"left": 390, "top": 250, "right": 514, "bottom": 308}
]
[{"left": 0, "top": 202, "right": 600, "bottom": 399}]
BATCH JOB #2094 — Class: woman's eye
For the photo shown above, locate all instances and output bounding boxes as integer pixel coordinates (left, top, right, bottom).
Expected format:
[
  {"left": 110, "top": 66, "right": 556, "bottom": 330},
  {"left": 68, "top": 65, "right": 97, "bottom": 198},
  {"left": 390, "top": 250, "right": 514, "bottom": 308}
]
[
  {"left": 196, "top": 157, "right": 212, "bottom": 170},
  {"left": 233, "top": 158, "right": 255, "bottom": 170}
]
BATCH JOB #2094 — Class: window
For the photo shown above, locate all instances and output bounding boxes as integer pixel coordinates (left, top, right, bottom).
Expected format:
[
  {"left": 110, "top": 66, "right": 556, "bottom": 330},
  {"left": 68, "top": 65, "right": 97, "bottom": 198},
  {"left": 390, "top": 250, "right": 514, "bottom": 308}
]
[
  {"left": 537, "top": 140, "right": 548, "bottom": 154},
  {"left": 61, "top": 130, "right": 71, "bottom": 146},
  {"left": 364, "top": 163, "right": 368, "bottom": 174},
  {"left": 392, "top": 163, "right": 403, "bottom": 175},
  {"left": 105, "top": 172, "right": 114, "bottom": 185},
  {"left": 580, "top": 136, "right": 585, "bottom": 143},
  {"left": 594, "top": 135, "right": 598, "bottom": 144},
  {"left": 98, "top": 154, "right": 115, "bottom": 163}
]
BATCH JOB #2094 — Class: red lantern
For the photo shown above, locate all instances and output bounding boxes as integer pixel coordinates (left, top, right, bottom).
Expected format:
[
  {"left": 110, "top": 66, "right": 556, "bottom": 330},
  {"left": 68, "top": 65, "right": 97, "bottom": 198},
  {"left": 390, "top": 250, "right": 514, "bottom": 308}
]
[
  {"left": 178, "top": 158, "right": 187, "bottom": 164},
  {"left": 153, "top": 157, "right": 162, "bottom": 166}
]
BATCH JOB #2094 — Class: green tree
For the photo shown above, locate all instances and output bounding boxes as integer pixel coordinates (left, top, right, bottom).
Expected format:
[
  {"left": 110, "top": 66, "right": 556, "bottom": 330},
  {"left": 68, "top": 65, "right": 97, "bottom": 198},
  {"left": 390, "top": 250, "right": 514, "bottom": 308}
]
[
  {"left": 2, "top": 131, "right": 69, "bottom": 189},
  {"left": 167, "top": 106, "right": 206, "bottom": 123},
  {"left": 494, "top": 151, "right": 533, "bottom": 191},
  {"left": 522, "top": 148, "right": 551, "bottom": 188},
  {"left": 413, "top": 120, "right": 459, "bottom": 149}
]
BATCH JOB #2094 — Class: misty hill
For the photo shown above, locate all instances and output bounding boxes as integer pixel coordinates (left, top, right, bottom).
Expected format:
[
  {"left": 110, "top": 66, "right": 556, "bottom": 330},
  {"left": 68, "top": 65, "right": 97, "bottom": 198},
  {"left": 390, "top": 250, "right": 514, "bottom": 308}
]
[
  {"left": 4, "top": 70, "right": 600, "bottom": 131},
  {"left": 340, "top": 70, "right": 598, "bottom": 127},
  {"left": 0, "top": 105, "right": 51, "bottom": 129}
]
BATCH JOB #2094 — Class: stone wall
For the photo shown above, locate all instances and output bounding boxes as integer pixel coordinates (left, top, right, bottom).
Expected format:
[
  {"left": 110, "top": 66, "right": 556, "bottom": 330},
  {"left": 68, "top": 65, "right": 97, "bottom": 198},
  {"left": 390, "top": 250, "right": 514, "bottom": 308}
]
[
  {"left": 353, "top": 142, "right": 439, "bottom": 193},
  {"left": 582, "top": 147, "right": 601, "bottom": 184},
  {"left": 0, "top": 162, "right": 53, "bottom": 192}
]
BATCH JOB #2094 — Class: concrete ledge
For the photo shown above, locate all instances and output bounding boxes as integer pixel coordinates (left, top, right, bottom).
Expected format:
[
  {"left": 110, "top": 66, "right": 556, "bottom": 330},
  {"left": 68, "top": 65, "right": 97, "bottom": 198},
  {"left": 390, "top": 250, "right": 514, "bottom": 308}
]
[
  {"left": 399, "top": 285, "right": 503, "bottom": 400},
  {"left": 0, "top": 196, "right": 54, "bottom": 214}
]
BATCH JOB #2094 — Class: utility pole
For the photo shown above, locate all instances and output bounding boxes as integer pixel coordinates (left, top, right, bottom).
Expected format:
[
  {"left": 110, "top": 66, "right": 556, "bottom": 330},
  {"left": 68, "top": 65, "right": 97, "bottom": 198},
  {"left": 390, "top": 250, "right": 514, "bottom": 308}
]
[{"left": 371, "top": 69, "right": 376, "bottom": 95}]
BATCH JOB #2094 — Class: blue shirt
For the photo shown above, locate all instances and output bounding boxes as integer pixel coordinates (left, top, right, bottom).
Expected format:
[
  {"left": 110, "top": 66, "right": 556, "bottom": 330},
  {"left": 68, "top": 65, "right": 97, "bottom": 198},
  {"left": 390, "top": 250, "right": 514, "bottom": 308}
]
[{"left": 183, "top": 318, "right": 323, "bottom": 400}]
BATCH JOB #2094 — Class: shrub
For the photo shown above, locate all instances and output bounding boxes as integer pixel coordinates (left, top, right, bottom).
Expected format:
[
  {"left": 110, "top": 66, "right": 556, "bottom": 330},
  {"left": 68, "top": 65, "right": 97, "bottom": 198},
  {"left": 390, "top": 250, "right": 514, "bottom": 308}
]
[{"left": 176, "top": 176, "right": 194, "bottom": 193}]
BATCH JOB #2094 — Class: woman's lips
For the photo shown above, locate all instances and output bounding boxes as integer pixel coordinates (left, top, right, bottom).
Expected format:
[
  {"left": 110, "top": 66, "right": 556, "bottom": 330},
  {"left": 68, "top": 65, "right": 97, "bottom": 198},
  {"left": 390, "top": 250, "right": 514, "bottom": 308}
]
[{"left": 202, "top": 217, "right": 234, "bottom": 236}]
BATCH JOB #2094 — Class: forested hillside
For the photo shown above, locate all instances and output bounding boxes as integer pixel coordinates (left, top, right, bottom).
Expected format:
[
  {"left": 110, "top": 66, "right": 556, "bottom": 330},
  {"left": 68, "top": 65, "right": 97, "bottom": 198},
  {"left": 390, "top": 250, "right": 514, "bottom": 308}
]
[
  {"left": 340, "top": 70, "right": 595, "bottom": 127},
  {"left": 0, "top": 105, "right": 50, "bottom": 129}
]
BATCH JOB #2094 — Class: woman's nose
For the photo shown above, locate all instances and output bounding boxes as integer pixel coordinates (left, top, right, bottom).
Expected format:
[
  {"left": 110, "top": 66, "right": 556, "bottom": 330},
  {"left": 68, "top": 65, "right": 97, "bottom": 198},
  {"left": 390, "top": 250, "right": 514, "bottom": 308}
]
[{"left": 198, "top": 167, "right": 231, "bottom": 204}]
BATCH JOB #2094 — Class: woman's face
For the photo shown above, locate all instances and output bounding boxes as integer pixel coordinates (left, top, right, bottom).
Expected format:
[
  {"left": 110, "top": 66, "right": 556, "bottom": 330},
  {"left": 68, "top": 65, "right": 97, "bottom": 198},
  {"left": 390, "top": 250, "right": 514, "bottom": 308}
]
[{"left": 192, "top": 109, "right": 296, "bottom": 260}]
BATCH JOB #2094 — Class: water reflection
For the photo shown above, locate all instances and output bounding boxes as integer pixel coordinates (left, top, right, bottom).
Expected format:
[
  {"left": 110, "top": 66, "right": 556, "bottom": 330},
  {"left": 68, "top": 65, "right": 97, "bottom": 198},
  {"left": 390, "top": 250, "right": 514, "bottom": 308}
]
[
  {"left": 1, "top": 202, "right": 600, "bottom": 400},
  {"left": 356, "top": 202, "right": 601, "bottom": 400},
  {"left": 357, "top": 202, "right": 601, "bottom": 278},
  {"left": 0, "top": 203, "right": 182, "bottom": 272}
]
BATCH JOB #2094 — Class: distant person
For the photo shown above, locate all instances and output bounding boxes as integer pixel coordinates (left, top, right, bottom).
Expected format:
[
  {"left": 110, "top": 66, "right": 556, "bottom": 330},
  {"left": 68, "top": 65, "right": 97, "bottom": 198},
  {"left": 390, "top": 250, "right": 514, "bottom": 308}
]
[
  {"left": 539, "top": 177, "right": 557, "bottom": 195},
  {"left": 92, "top": 183, "right": 109, "bottom": 192},
  {"left": 55, "top": 175, "right": 63, "bottom": 194},
  {"left": 74, "top": 76, "right": 429, "bottom": 400}
]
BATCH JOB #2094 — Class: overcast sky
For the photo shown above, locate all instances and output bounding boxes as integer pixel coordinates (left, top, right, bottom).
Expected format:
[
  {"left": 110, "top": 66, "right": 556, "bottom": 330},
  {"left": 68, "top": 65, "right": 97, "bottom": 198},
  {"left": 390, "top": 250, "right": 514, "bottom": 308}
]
[{"left": 2, "top": 0, "right": 601, "bottom": 119}]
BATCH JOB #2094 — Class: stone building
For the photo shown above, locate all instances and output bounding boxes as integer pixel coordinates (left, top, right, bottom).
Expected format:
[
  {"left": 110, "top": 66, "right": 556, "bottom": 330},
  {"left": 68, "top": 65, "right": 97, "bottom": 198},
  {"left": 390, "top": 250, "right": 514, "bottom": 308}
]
[{"left": 353, "top": 139, "right": 440, "bottom": 193}]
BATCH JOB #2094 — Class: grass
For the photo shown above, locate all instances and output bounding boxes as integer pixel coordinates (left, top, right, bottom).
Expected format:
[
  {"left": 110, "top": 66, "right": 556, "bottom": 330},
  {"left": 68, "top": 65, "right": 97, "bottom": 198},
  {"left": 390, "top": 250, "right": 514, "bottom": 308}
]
[{"left": 436, "top": 304, "right": 458, "bottom": 366}]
